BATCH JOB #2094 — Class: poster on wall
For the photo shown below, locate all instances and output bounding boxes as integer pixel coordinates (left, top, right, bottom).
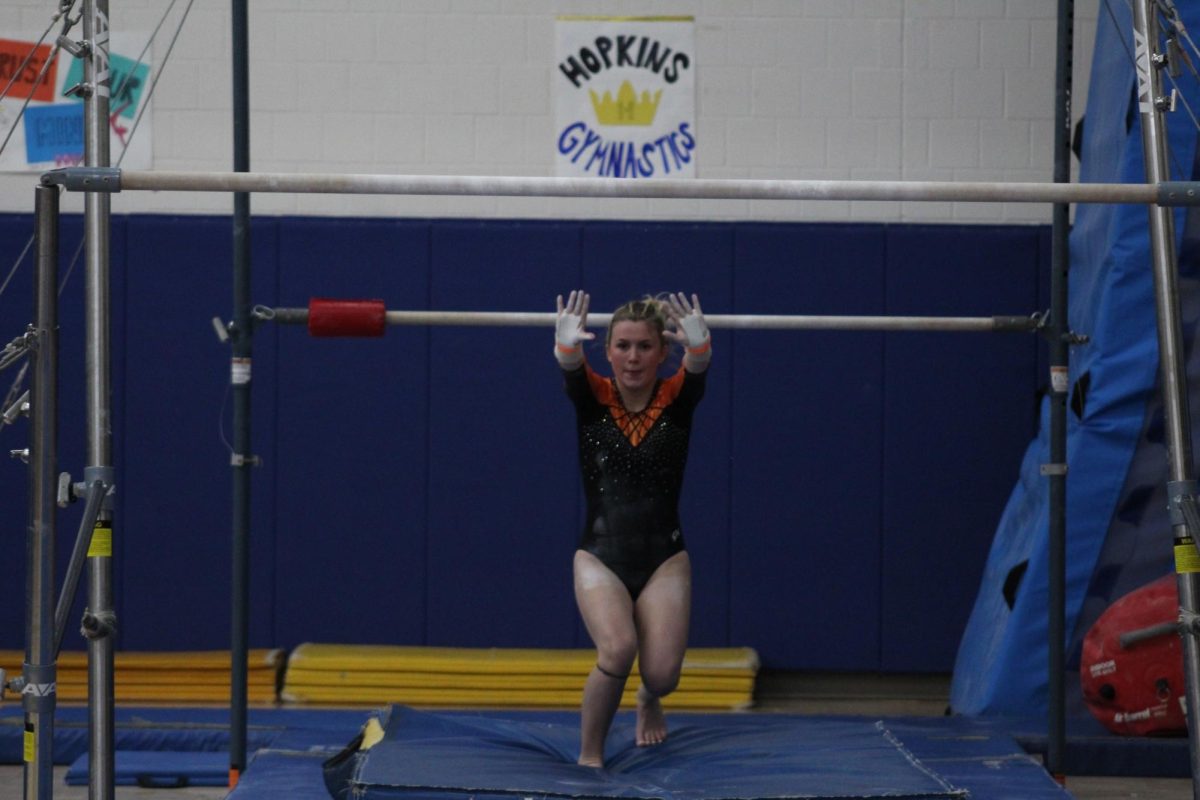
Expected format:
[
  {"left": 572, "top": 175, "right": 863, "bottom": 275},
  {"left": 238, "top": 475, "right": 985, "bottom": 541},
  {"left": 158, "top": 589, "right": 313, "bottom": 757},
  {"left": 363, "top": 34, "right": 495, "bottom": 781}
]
[
  {"left": 0, "top": 32, "right": 153, "bottom": 171},
  {"left": 554, "top": 16, "right": 695, "bottom": 179}
]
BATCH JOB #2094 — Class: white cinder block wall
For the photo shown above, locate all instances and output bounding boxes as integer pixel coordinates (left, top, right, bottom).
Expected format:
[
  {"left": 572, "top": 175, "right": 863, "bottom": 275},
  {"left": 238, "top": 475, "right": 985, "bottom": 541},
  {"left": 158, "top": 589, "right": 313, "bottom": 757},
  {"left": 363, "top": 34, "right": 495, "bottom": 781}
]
[{"left": 0, "top": 0, "right": 1099, "bottom": 223}]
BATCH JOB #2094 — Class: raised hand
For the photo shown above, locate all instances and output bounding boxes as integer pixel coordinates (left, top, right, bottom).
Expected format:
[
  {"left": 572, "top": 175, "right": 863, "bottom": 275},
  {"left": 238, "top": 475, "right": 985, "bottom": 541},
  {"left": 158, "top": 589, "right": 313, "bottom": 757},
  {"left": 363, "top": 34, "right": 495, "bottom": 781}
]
[
  {"left": 664, "top": 292, "right": 711, "bottom": 372},
  {"left": 555, "top": 290, "right": 595, "bottom": 367}
]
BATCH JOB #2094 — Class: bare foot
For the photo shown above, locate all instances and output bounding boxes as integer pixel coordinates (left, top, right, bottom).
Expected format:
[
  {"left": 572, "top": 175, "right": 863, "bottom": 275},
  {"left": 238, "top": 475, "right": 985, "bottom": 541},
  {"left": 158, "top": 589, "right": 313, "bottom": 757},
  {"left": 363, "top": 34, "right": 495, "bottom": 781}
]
[
  {"left": 577, "top": 754, "right": 604, "bottom": 768},
  {"left": 636, "top": 689, "right": 668, "bottom": 746}
]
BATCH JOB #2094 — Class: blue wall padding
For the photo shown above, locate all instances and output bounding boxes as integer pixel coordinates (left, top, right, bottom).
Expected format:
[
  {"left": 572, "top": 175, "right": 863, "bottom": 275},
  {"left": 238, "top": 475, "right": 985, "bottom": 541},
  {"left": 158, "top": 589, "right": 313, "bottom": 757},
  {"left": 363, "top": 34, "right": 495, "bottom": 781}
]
[
  {"left": 119, "top": 216, "right": 281, "bottom": 649},
  {"left": 273, "top": 219, "right": 431, "bottom": 646},
  {"left": 951, "top": 0, "right": 1200, "bottom": 714},
  {"left": 425, "top": 222, "right": 581, "bottom": 647},
  {"left": 729, "top": 224, "right": 886, "bottom": 669},
  {"left": 0, "top": 215, "right": 1044, "bottom": 670},
  {"left": 881, "top": 225, "right": 1043, "bottom": 672},
  {"left": 325, "top": 706, "right": 966, "bottom": 800}
]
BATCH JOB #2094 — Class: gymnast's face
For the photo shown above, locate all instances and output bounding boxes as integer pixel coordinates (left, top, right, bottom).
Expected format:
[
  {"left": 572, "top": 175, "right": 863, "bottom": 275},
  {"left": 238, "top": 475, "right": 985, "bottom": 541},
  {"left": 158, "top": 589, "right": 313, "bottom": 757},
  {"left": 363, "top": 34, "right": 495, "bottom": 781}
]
[{"left": 606, "top": 320, "right": 668, "bottom": 394}]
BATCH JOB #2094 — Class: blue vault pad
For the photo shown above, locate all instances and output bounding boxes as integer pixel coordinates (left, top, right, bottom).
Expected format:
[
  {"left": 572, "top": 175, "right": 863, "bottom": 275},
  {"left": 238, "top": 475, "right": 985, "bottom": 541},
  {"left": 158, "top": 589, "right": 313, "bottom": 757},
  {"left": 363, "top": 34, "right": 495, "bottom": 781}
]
[
  {"left": 66, "top": 750, "right": 228, "bottom": 787},
  {"left": 0, "top": 705, "right": 367, "bottom": 765},
  {"left": 1009, "top": 712, "right": 1191, "bottom": 779},
  {"left": 323, "top": 706, "right": 970, "bottom": 800}
]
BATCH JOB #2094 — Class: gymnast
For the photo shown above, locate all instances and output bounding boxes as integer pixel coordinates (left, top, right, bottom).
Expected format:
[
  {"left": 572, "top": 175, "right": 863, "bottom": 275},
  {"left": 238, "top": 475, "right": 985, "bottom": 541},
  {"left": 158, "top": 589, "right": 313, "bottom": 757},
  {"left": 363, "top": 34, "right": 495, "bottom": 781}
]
[{"left": 553, "top": 289, "right": 711, "bottom": 768}]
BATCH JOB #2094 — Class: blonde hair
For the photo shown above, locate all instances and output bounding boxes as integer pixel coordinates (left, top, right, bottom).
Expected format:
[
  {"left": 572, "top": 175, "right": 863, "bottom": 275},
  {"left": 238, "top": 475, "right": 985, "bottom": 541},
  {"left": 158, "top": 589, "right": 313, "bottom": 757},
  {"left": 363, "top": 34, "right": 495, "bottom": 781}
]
[{"left": 606, "top": 296, "right": 669, "bottom": 347}]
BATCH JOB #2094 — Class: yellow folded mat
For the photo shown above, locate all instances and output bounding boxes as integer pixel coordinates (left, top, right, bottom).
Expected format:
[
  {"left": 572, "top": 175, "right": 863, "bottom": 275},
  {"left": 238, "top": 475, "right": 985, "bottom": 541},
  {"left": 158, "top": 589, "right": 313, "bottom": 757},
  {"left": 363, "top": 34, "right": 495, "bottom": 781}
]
[
  {"left": 280, "top": 644, "right": 758, "bottom": 709},
  {"left": 286, "top": 644, "right": 758, "bottom": 676},
  {"left": 54, "top": 685, "right": 278, "bottom": 703},
  {"left": 282, "top": 669, "right": 752, "bottom": 692},
  {"left": 2, "top": 646, "right": 757, "bottom": 709},
  {"left": 280, "top": 685, "right": 751, "bottom": 709},
  {"left": 0, "top": 649, "right": 282, "bottom": 705}
]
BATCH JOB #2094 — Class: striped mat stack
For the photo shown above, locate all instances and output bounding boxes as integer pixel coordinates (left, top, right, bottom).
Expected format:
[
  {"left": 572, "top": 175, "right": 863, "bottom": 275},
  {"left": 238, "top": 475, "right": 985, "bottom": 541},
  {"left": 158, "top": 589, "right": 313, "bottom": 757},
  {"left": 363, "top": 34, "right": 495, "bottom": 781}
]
[
  {"left": 281, "top": 644, "right": 758, "bottom": 709},
  {"left": 0, "top": 649, "right": 282, "bottom": 703}
]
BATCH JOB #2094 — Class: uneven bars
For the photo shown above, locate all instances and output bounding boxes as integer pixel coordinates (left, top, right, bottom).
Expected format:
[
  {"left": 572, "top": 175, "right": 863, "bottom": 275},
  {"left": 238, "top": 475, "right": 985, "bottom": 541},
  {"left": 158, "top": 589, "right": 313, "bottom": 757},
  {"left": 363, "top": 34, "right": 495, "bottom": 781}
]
[
  {"left": 266, "top": 307, "right": 1040, "bottom": 333},
  {"left": 40, "top": 167, "right": 1200, "bottom": 206}
]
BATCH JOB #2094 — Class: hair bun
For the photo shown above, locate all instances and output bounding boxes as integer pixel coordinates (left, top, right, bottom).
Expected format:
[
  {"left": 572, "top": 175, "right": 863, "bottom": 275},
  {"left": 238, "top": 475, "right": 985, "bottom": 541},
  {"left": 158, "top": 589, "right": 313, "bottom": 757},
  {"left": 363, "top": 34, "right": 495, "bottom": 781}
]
[{"left": 606, "top": 295, "right": 670, "bottom": 346}]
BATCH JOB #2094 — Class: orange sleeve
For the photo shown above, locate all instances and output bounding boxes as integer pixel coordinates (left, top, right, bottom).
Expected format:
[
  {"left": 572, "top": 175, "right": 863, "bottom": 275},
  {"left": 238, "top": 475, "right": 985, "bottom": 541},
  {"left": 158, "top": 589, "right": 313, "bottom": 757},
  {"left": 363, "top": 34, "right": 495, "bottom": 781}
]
[
  {"left": 655, "top": 368, "right": 686, "bottom": 407},
  {"left": 586, "top": 364, "right": 617, "bottom": 405}
]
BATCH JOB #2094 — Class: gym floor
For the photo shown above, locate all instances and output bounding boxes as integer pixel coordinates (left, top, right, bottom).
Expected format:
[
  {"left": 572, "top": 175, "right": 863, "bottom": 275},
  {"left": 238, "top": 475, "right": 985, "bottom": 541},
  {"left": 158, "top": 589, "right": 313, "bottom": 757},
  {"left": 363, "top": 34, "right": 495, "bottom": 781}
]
[{"left": 0, "top": 672, "right": 1189, "bottom": 799}]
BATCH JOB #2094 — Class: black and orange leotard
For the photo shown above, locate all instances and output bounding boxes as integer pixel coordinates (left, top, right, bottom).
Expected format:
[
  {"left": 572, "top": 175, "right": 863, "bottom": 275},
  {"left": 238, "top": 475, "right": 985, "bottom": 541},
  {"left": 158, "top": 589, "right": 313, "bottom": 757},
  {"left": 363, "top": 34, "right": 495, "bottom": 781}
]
[{"left": 564, "top": 363, "right": 706, "bottom": 600}]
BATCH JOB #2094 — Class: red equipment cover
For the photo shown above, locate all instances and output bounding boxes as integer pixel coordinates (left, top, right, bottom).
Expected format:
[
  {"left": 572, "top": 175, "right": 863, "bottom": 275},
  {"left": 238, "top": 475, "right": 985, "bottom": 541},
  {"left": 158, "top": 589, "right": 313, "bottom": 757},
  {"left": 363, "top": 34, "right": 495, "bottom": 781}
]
[
  {"left": 308, "top": 298, "right": 386, "bottom": 337},
  {"left": 1080, "top": 574, "right": 1187, "bottom": 736}
]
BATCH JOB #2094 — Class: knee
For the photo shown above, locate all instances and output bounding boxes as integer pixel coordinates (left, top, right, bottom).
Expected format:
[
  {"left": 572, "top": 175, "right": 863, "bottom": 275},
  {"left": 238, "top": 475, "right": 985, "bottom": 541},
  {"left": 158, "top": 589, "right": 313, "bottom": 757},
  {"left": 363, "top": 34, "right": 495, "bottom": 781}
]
[
  {"left": 596, "top": 635, "right": 638, "bottom": 676},
  {"left": 638, "top": 664, "right": 681, "bottom": 697}
]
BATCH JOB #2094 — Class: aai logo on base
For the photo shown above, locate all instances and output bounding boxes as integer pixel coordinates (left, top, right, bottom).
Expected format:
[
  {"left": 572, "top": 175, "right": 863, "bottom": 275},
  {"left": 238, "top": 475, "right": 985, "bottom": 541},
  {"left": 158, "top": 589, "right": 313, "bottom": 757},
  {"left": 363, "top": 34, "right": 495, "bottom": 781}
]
[{"left": 554, "top": 16, "right": 695, "bottom": 179}]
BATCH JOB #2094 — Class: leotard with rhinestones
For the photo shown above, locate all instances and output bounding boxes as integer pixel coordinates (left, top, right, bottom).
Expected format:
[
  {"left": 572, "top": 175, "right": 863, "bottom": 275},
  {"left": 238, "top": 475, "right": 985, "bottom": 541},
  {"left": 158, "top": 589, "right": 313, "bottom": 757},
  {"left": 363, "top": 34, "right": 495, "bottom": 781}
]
[{"left": 563, "top": 363, "right": 706, "bottom": 600}]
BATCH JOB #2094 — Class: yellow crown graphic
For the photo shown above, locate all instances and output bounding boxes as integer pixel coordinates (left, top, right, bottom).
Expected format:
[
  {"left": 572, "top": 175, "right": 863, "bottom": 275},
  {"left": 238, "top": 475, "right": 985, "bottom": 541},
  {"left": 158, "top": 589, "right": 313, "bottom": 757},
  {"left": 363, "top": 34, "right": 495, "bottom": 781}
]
[{"left": 589, "top": 80, "right": 663, "bottom": 126}]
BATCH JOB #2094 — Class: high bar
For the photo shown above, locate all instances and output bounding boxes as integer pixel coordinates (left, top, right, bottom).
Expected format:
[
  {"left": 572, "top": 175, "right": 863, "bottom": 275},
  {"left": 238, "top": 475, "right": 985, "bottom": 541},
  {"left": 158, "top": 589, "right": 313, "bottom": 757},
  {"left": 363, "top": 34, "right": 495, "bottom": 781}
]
[
  {"left": 266, "top": 307, "right": 1040, "bottom": 333},
  {"left": 40, "top": 167, "right": 1200, "bottom": 206}
]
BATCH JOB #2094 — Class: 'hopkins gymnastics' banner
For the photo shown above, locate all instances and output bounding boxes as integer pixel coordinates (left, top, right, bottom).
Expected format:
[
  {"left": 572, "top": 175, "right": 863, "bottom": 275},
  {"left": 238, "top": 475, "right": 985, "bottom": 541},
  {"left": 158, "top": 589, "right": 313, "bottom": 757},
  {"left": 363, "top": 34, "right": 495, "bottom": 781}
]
[
  {"left": 554, "top": 16, "right": 695, "bottom": 179},
  {"left": 0, "top": 33, "right": 152, "bottom": 171}
]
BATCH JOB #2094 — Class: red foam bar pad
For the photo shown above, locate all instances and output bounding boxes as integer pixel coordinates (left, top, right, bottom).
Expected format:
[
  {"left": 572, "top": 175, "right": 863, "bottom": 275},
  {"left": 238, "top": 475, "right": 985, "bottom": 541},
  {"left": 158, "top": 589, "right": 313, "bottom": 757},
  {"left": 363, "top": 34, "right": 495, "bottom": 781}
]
[{"left": 308, "top": 298, "right": 387, "bottom": 337}]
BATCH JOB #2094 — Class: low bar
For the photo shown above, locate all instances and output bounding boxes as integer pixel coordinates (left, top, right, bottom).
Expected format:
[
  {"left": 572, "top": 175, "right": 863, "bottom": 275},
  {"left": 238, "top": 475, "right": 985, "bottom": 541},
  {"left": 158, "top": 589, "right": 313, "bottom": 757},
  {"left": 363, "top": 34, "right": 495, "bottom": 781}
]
[
  {"left": 41, "top": 167, "right": 1200, "bottom": 206},
  {"left": 266, "top": 307, "right": 1039, "bottom": 333}
]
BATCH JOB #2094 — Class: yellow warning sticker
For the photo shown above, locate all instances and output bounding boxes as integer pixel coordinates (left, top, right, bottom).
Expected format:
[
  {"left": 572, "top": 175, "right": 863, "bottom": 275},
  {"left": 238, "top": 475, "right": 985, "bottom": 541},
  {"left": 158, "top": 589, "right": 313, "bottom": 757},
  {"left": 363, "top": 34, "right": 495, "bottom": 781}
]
[
  {"left": 88, "top": 525, "right": 113, "bottom": 558},
  {"left": 1175, "top": 537, "right": 1200, "bottom": 574},
  {"left": 23, "top": 729, "right": 33, "bottom": 762}
]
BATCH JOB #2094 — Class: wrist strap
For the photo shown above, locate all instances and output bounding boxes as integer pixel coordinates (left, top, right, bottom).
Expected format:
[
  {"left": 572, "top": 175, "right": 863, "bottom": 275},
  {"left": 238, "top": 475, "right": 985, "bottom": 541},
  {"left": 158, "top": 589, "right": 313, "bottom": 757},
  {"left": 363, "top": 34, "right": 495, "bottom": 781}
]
[
  {"left": 686, "top": 338, "right": 711, "bottom": 355},
  {"left": 555, "top": 343, "right": 583, "bottom": 369}
]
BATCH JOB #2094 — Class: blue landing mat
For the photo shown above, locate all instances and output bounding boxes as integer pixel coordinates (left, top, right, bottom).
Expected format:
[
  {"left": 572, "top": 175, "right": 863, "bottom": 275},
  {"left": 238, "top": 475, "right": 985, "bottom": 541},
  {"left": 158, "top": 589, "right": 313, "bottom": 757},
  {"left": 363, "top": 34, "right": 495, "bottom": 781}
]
[
  {"left": 0, "top": 706, "right": 1074, "bottom": 799},
  {"left": 229, "top": 748, "right": 345, "bottom": 800},
  {"left": 326, "top": 707, "right": 967, "bottom": 800},
  {"left": 6, "top": 705, "right": 1181, "bottom": 781},
  {"left": 325, "top": 707, "right": 967, "bottom": 799}
]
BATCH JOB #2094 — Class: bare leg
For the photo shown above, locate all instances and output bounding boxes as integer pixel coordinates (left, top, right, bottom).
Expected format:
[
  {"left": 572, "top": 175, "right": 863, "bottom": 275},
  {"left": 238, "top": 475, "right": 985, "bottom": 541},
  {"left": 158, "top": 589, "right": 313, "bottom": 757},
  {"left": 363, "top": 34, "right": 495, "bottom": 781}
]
[
  {"left": 633, "top": 551, "right": 691, "bottom": 747},
  {"left": 574, "top": 550, "right": 637, "bottom": 767},
  {"left": 635, "top": 684, "right": 669, "bottom": 746}
]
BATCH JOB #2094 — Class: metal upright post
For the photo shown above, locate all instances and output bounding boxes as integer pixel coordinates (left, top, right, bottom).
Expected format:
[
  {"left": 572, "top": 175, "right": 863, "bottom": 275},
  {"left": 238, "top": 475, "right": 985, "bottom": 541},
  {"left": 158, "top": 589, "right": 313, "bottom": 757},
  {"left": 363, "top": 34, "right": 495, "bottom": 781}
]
[
  {"left": 229, "top": 0, "right": 253, "bottom": 786},
  {"left": 24, "top": 185, "right": 60, "bottom": 800},
  {"left": 1045, "top": 0, "right": 1073, "bottom": 779},
  {"left": 81, "top": 1, "right": 116, "bottom": 798},
  {"left": 1131, "top": 2, "right": 1200, "bottom": 795}
]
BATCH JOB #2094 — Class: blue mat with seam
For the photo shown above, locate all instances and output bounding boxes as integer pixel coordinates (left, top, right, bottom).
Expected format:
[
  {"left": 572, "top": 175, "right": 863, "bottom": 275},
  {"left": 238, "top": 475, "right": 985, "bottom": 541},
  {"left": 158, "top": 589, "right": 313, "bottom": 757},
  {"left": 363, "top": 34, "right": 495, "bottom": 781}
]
[{"left": 311, "top": 707, "right": 1072, "bottom": 800}]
